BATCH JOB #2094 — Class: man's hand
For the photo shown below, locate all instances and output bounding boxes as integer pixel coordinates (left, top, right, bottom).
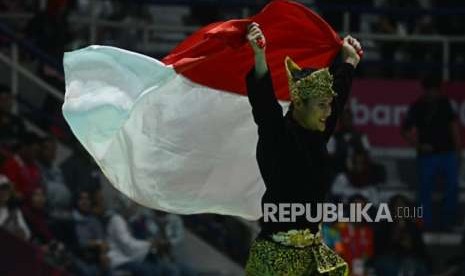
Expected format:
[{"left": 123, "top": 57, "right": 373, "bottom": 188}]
[
  {"left": 247, "top": 23, "right": 266, "bottom": 54},
  {"left": 342, "top": 35, "right": 362, "bottom": 68},
  {"left": 247, "top": 22, "right": 268, "bottom": 78}
]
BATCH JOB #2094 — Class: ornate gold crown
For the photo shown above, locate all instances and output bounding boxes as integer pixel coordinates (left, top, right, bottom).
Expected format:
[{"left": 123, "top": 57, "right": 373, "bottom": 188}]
[{"left": 285, "top": 56, "right": 336, "bottom": 101}]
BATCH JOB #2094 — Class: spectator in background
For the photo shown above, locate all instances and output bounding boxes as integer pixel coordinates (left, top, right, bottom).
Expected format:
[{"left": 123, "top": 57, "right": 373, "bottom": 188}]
[
  {"left": 106, "top": 201, "right": 164, "bottom": 276},
  {"left": 321, "top": 222, "right": 344, "bottom": 257},
  {"left": 72, "top": 190, "right": 110, "bottom": 276},
  {"left": 0, "top": 174, "right": 30, "bottom": 241},
  {"left": 37, "top": 137, "right": 72, "bottom": 219},
  {"left": 373, "top": 0, "right": 421, "bottom": 77},
  {"left": 337, "top": 194, "right": 375, "bottom": 276},
  {"left": 1, "top": 132, "right": 42, "bottom": 199},
  {"left": 21, "top": 187, "right": 53, "bottom": 244},
  {"left": 91, "top": 187, "right": 106, "bottom": 220},
  {"left": 401, "top": 74, "right": 461, "bottom": 231},
  {"left": 330, "top": 150, "right": 381, "bottom": 205},
  {"left": 21, "top": 187, "right": 72, "bottom": 270},
  {"left": 372, "top": 194, "right": 430, "bottom": 275},
  {"left": 61, "top": 140, "right": 101, "bottom": 197},
  {"left": 131, "top": 210, "right": 197, "bottom": 276},
  {"left": 152, "top": 210, "right": 186, "bottom": 256},
  {"left": 0, "top": 84, "right": 26, "bottom": 155},
  {"left": 327, "top": 108, "right": 371, "bottom": 175}
]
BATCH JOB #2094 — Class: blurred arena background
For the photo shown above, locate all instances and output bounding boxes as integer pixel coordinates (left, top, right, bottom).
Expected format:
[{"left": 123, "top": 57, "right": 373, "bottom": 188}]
[{"left": 0, "top": 0, "right": 464, "bottom": 275}]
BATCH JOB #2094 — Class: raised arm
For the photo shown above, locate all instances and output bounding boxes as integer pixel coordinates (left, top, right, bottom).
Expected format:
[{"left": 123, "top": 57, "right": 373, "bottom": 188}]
[
  {"left": 325, "top": 36, "right": 362, "bottom": 139},
  {"left": 246, "top": 23, "right": 284, "bottom": 129},
  {"left": 247, "top": 23, "right": 268, "bottom": 79}
]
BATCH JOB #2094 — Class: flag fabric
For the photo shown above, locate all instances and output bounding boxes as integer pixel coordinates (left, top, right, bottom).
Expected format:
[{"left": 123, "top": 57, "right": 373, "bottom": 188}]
[{"left": 62, "top": 0, "right": 342, "bottom": 220}]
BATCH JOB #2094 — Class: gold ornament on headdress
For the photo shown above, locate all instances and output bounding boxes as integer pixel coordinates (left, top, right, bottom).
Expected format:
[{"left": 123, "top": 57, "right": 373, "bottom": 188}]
[{"left": 284, "top": 56, "right": 336, "bottom": 101}]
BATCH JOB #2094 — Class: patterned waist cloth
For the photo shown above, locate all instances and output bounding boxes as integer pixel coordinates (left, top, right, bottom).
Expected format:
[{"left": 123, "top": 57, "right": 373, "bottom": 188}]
[
  {"left": 246, "top": 227, "right": 348, "bottom": 275},
  {"left": 271, "top": 228, "right": 323, "bottom": 248}
]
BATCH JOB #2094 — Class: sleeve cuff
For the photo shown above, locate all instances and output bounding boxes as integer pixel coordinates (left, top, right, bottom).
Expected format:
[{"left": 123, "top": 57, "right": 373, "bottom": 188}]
[{"left": 341, "top": 62, "right": 355, "bottom": 72}]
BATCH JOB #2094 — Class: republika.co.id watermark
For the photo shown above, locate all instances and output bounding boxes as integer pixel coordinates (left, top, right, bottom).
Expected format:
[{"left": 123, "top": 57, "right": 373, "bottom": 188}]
[{"left": 263, "top": 203, "right": 423, "bottom": 223}]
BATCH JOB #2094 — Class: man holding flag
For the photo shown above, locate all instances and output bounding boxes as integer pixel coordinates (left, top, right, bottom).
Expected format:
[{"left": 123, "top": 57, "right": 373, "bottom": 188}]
[
  {"left": 62, "top": 1, "right": 362, "bottom": 274},
  {"left": 244, "top": 22, "right": 361, "bottom": 275}
]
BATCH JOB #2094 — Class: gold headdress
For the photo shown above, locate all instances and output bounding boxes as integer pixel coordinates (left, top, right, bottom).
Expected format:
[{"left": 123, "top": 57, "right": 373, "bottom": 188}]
[{"left": 284, "top": 56, "right": 335, "bottom": 101}]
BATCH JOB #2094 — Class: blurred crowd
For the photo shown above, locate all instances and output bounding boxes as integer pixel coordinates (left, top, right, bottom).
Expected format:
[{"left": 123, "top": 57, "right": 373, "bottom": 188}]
[
  {"left": 321, "top": 72, "right": 462, "bottom": 275},
  {"left": 1, "top": 0, "right": 464, "bottom": 79},
  {"left": 319, "top": 0, "right": 465, "bottom": 77},
  {"left": 0, "top": 82, "right": 201, "bottom": 275}
]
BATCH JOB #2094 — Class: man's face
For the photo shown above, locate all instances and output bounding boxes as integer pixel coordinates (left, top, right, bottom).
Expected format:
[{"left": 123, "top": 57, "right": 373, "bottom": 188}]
[
  {"left": 77, "top": 192, "right": 92, "bottom": 214},
  {"left": 297, "top": 96, "right": 333, "bottom": 131},
  {"left": 31, "top": 188, "right": 46, "bottom": 209}
]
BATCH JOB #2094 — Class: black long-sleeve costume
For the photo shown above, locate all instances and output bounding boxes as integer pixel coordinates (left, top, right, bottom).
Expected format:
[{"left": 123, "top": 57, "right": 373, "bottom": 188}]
[{"left": 246, "top": 63, "right": 354, "bottom": 238}]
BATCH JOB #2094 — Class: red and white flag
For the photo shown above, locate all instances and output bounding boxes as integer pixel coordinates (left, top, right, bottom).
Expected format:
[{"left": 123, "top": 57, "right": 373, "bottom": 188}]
[{"left": 62, "top": 0, "right": 342, "bottom": 219}]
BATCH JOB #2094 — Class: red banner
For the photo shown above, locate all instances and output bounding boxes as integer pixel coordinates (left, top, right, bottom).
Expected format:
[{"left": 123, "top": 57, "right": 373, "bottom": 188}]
[{"left": 350, "top": 80, "right": 465, "bottom": 148}]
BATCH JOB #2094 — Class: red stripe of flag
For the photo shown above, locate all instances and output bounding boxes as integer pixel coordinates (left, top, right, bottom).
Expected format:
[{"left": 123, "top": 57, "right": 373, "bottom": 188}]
[{"left": 162, "top": 0, "right": 342, "bottom": 101}]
